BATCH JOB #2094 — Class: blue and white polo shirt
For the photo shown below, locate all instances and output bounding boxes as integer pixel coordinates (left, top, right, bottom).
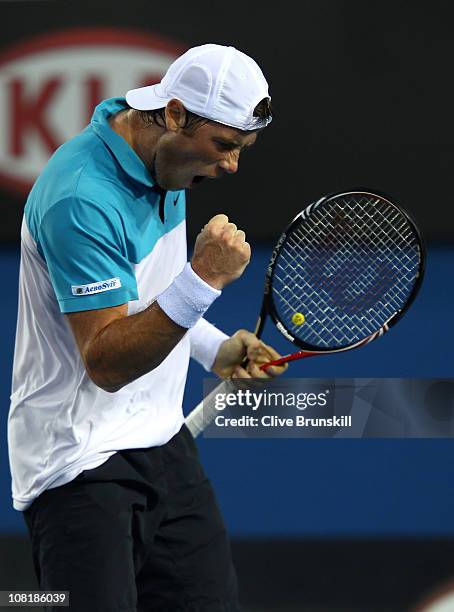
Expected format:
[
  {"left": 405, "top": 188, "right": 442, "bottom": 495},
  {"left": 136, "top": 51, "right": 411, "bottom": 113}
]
[{"left": 8, "top": 98, "right": 223, "bottom": 511}]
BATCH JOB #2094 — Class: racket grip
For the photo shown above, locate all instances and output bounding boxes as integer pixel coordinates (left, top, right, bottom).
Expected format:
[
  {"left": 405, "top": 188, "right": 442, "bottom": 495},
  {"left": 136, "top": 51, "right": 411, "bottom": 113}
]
[{"left": 185, "top": 378, "right": 238, "bottom": 437}]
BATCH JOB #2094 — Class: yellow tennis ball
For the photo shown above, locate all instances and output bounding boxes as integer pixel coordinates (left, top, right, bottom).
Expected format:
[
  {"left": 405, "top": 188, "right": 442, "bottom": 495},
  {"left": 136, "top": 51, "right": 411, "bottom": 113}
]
[{"left": 292, "top": 312, "right": 305, "bottom": 326}]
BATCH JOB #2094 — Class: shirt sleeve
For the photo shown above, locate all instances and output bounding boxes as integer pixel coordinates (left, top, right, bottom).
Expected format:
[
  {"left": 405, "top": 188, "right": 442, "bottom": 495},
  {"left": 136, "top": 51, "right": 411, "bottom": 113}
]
[{"left": 37, "top": 196, "right": 138, "bottom": 313}]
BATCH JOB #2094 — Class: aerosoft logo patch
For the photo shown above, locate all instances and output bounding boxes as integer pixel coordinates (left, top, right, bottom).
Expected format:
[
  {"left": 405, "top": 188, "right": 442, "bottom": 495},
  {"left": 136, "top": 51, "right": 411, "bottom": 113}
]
[
  {"left": 72, "top": 277, "right": 122, "bottom": 296},
  {"left": 0, "top": 27, "right": 184, "bottom": 197}
]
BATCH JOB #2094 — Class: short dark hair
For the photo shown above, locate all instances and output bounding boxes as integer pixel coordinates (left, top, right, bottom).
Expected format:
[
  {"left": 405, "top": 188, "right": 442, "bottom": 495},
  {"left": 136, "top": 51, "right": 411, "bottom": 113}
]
[
  {"left": 253, "top": 97, "right": 273, "bottom": 123},
  {"left": 134, "top": 106, "right": 208, "bottom": 130},
  {"left": 131, "top": 96, "right": 273, "bottom": 131}
]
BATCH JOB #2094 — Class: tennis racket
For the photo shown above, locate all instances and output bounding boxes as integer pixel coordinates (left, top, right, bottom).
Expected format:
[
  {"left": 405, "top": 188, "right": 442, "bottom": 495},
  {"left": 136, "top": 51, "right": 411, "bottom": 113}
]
[{"left": 185, "top": 190, "right": 425, "bottom": 437}]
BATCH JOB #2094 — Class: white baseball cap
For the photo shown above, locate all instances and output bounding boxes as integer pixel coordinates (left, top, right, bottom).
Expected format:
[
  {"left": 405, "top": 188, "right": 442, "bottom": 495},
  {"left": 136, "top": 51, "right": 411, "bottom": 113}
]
[{"left": 125, "top": 43, "right": 272, "bottom": 131}]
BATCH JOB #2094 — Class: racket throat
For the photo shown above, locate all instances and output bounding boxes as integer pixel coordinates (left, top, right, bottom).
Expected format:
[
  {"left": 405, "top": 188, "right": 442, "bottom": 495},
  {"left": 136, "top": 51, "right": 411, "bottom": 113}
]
[{"left": 259, "top": 325, "right": 390, "bottom": 371}]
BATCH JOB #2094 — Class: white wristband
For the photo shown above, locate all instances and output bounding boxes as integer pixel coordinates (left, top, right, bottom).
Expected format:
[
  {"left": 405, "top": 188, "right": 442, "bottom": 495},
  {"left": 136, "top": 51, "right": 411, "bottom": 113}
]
[
  {"left": 157, "top": 262, "right": 221, "bottom": 329},
  {"left": 189, "top": 318, "right": 230, "bottom": 371}
]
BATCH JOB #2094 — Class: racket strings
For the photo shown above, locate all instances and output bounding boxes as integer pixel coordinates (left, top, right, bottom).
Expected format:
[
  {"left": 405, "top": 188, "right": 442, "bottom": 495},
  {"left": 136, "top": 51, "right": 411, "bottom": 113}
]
[
  {"left": 278, "top": 239, "right": 403, "bottom": 343},
  {"left": 281, "top": 218, "right": 419, "bottom": 339},
  {"left": 288, "top": 219, "right": 416, "bottom": 314},
  {"left": 279, "top": 225, "right": 412, "bottom": 328},
  {"left": 299, "top": 198, "right": 418, "bottom": 275},
  {"left": 271, "top": 194, "right": 422, "bottom": 349},
  {"left": 273, "top": 270, "right": 351, "bottom": 346},
  {"left": 274, "top": 256, "right": 380, "bottom": 345},
  {"left": 286, "top": 202, "right": 420, "bottom": 340}
]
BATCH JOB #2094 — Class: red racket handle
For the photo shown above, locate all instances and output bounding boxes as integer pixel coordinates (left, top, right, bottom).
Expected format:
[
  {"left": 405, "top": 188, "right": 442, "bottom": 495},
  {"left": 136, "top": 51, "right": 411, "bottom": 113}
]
[{"left": 259, "top": 350, "right": 320, "bottom": 370}]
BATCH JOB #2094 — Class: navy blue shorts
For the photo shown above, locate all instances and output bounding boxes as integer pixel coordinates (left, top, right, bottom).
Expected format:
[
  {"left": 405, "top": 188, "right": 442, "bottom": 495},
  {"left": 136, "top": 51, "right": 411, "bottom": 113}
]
[{"left": 23, "top": 424, "right": 240, "bottom": 612}]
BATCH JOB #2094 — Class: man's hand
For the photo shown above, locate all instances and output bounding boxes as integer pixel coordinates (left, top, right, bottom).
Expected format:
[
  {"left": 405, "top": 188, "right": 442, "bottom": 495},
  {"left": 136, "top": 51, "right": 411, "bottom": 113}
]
[
  {"left": 212, "top": 329, "right": 288, "bottom": 379},
  {"left": 191, "top": 214, "right": 251, "bottom": 290}
]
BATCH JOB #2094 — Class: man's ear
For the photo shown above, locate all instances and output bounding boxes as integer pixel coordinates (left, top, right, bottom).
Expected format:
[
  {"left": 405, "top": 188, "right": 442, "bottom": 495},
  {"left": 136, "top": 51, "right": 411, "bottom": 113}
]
[{"left": 165, "top": 99, "right": 187, "bottom": 131}]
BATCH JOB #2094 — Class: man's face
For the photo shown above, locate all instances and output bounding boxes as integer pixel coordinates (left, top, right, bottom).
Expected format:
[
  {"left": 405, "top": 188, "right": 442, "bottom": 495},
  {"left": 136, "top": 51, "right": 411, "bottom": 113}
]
[{"left": 145, "top": 108, "right": 258, "bottom": 191}]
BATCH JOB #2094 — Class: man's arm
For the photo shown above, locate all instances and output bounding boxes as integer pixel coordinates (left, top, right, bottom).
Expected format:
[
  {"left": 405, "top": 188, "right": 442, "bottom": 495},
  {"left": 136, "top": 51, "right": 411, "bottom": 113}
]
[
  {"left": 66, "top": 301, "right": 187, "bottom": 393},
  {"left": 66, "top": 214, "right": 250, "bottom": 392}
]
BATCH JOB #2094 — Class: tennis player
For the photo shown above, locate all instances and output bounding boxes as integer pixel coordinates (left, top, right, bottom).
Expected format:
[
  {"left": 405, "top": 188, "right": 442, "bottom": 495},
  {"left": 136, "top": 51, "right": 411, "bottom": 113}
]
[{"left": 8, "top": 44, "right": 285, "bottom": 611}]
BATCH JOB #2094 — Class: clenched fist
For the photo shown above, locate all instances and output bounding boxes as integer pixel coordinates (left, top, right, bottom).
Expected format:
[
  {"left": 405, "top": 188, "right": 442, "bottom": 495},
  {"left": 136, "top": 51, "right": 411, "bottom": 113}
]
[{"left": 191, "top": 214, "right": 251, "bottom": 290}]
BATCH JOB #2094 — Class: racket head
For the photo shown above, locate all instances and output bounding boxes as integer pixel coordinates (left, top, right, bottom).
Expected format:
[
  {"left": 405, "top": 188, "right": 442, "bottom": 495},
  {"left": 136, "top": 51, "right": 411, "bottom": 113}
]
[{"left": 262, "top": 190, "right": 425, "bottom": 352}]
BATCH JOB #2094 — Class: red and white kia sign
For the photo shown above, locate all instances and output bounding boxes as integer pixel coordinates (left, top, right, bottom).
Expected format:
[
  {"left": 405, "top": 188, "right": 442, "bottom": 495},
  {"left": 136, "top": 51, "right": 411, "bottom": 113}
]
[{"left": 0, "top": 28, "right": 185, "bottom": 197}]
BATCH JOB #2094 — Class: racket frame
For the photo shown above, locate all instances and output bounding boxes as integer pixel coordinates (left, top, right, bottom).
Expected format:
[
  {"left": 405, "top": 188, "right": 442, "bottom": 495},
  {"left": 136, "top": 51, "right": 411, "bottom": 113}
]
[{"left": 256, "top": 189, "right": 426, "bottom": 355}]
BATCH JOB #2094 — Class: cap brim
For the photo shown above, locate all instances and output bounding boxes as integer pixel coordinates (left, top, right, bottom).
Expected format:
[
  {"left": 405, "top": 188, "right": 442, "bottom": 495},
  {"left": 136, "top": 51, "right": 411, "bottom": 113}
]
[{"left": 125, "top": 83, "right": 171, "bottom": 111}]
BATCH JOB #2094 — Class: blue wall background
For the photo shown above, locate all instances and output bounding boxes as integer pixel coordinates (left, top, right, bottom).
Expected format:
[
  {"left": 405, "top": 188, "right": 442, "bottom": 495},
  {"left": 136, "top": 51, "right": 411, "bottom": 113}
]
[{"left": 1, "top": 246, "right": 453, "bottom": 536}]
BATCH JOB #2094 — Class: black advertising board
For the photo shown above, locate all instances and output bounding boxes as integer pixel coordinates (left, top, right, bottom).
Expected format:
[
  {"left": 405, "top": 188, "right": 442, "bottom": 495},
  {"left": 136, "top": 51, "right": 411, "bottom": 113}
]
[{"left": 0, "top": 0, "right": 453, "bottom": 244}]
